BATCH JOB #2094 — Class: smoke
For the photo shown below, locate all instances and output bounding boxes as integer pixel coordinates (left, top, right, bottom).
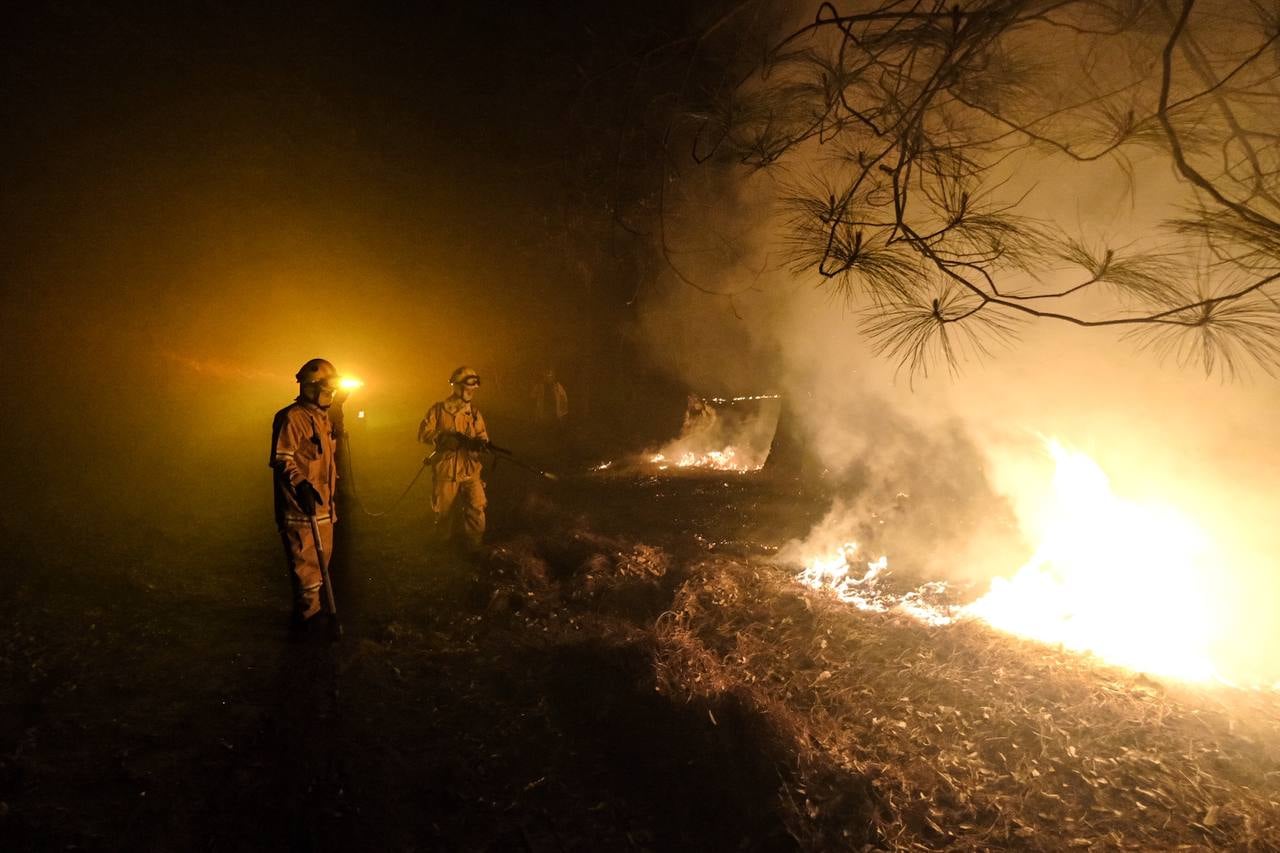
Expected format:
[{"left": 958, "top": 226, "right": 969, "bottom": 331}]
[
  {"left": 636, "top": 38, "right": 1280, "bottom": 684},
  {"left": 638, "top": 165, "right": 1024, "bottom": 572},
  {"left": 0, "top": 0, "right": 623, "bottom": 553},
  {"left": 645, "top": 396, "right": 782, "bottom": 471}
]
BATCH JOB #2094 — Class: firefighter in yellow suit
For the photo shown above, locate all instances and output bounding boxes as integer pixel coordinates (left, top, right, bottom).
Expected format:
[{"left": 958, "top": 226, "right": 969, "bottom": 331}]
[
  {"left": 271, "top": 358, "right": 341, "bottom": 628},
  {"left": 418, "top": 365, "right": 489, "bottom": 551}
]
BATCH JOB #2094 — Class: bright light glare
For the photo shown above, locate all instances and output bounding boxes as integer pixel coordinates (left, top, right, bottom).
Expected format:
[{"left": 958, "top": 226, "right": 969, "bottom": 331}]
[
  {"left": 339, "top": 377, "right": 364, "bottom": 391},
  {"left": 964, "top": 440, "right": 1220, "bottom": 681},
  {"left": 796, "top": 438, "right": 1225, "bottom": 683}
]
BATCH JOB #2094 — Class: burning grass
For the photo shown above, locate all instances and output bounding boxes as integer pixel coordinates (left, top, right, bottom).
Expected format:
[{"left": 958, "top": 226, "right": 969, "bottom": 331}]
[
  {"left": 656, "top": 557, "right": 1280, "bottom": 850},
  {"left": 7, "top": 470, "right": 1277, "bottom": 851},
  {"left": 590, "top": 393, "right": 782, "bottom": 475},
  {"left": 479, "top": 497, "right": 1280, "bottom": 850}
]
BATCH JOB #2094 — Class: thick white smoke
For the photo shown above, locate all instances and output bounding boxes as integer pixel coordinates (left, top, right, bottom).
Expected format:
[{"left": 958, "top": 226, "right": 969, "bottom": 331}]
[{"left": 637, "top": 119, "right": 1280, "bottom": 684}]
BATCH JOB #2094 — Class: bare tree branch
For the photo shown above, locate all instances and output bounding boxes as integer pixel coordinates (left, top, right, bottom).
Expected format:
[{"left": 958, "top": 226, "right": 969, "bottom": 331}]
[{"left": 669, "top": 0, "right": 1280, "bottom": 378}]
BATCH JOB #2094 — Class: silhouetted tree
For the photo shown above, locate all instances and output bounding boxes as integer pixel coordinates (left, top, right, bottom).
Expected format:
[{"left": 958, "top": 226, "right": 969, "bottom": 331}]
[{"left": 681, "top": 0, "right": 1280, "bottom": 378}]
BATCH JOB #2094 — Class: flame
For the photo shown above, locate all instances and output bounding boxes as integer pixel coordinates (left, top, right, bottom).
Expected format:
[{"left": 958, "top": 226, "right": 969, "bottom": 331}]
[
  {"left": 676, "top": 447, "right": 753, "bottom": 471},
  {"left": 963, "top": 440, "right": 1219, "bottom": 681},
  {"left": 639, "top": 391, "right": 779, "bottom": 473},
  {"left": 797, "top": 545, "right": 955, "bottom": 626},
  {"left": 797, "top": 439, "right": 1223, "bottom": 682},
  {"left": 798, "top": 545, "right": 891, "bottom": 611},
  {"left": 706, "top": 393, "right": 782, "bottom": 404},
  {"left": 647, "top": 448, "right": 760, "bottom": 472}
]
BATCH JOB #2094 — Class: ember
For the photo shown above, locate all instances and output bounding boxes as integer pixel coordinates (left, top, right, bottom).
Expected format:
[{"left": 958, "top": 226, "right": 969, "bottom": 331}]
[{"left": 706, "top": 393, "right": 781, "bottom": 404}]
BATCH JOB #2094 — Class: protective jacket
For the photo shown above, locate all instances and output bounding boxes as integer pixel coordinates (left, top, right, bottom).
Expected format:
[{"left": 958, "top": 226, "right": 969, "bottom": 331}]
[
  {"left": 418, "top": 396, "right": 489, "bottom": 482},
  {"left": 270, "top": 399, "right": 339, "bottom": 528}
]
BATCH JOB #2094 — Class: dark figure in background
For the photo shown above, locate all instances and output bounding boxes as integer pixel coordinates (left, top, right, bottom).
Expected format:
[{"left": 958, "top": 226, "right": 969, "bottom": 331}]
[
  {"left": 418, "top": 365, "right": 489, "bottom": 552},
  {"left": 531, "top": 367, "right": 569, "bottom": 461},
  {"left": 532, "top": 368, "right": 568, "bottom": 428},
  {"left": 681, "top": 392, "right": 716, "bottom": 437},
  {"left": 270, "top": 358, "right": 342, "bottom": 630}
]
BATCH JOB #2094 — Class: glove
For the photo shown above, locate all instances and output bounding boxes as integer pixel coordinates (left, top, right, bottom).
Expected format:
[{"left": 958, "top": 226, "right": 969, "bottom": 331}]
[
  {"left": 448, "top": 432, "right": 487, "bottom": 453},
  {"left": 295, "top": 480, "right": 324, "bottom": 515}
]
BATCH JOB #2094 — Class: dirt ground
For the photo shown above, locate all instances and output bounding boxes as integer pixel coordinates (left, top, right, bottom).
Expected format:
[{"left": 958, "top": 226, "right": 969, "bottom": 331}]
[
  {"left": 3, "top": 468, "right": 1279, "bottom": 851},
  {"left": 0, "top": 468, "right": 810, "bottom": 852}
]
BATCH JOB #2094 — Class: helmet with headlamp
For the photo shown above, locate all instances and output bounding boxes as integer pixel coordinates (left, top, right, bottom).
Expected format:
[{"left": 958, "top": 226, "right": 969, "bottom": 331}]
[
  {"left": 449, "top": 366, "right": 481, "bottom": 387},
  {"left": 296, "top": 358, "right": 341, "bottom": 408},
  {"left": 296, "top": 359, "right": 339, "bottom": 388}
]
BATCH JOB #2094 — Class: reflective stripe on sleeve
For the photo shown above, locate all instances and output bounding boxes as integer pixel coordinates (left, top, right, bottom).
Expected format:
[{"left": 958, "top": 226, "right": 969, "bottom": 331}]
[{"left": 285, "top": 513, "right": 333, "bottom": 524}]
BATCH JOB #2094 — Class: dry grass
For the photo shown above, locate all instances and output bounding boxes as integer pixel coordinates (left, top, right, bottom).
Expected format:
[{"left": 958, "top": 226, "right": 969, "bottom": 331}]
[
  {"left": 434, "top": 501, "right": 1280, "bottom": 851},
  {"left": 651, "top": 557, "right": 1280, "bottom": 851}
]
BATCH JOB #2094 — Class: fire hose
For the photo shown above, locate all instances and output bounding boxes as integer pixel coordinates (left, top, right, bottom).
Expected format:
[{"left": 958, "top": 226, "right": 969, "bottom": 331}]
[
  {"left": 341, "top": 433, "right": 432, "bottom": 518},
  {"left": 340, "top": 432, "right": 556, "bottom": 520},
  {"left": 326, "top": 387, "right": 428, "bottom": 519},
  {"left": 481, "top": 440, "right": 559, "bottom": 482}
]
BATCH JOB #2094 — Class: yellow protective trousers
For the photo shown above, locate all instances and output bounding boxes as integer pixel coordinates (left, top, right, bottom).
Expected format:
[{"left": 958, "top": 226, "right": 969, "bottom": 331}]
[
  {"left": 431, "top": 476, "right": 486, "bottom": 549},
  {"left": 280, "top": 518, "right": 334, "bottom": 621}
]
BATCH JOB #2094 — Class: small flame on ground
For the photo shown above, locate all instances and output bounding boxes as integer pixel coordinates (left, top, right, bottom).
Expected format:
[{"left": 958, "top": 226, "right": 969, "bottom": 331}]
[
  {"left": 635, "top": 390, "right": 778, "bottom": 473},
  {"left": 798, "top": 547, "right": 953, "bottom": 626},
  {"left": 796, "top": 439, "right": 1224, "bottom": 682},
  {"left": 648, "top": 447, "right": 760, "bottom": 472},
  {"left": 706, "top": 393, "right": 782, "bottom": 404}
]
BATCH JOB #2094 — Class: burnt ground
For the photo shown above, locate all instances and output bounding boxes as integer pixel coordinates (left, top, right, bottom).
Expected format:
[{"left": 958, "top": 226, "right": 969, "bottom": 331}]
[{"left": 3, "top": 469, "right": 1280, "bottom": 851}]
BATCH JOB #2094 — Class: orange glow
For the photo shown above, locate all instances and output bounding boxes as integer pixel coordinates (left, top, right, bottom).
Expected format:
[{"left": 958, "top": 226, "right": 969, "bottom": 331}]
[
  {"left": 649, "top": 447, "right": 761, "bottom": 472},
  {"left": 964, "top": 440, "right": 1220, "bottom": 681},
  {"left": 638, "top": 392, "right": 779, "bottom": 474},
  {"left": 798, "top": 439, "right": 1225, "bottom": 682}
]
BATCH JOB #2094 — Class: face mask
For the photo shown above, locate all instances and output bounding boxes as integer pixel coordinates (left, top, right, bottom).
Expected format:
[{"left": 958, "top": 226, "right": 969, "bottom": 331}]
[{"left": 303, "top": 381, "right": 338, "bottom": 408}]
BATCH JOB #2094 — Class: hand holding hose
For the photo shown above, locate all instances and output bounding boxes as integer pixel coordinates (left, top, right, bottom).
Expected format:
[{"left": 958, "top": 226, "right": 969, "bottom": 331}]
[{"left": 444, "top": 431, "right": 490, "bottom": 453}]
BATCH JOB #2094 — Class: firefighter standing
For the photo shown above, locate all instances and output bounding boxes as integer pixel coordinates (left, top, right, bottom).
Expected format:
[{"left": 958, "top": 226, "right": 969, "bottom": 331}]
[
  {"left": 532, "top": 368, "right": 568, "bottom": 427},
  {"left": 531, "top": 367, "right": 569, "bottom": 462},
  {"left": 271, "top": 358, "right": 342, "bottom": 629},
  {"left": 418, "top": 365, "right": 489, "bottom": 551}
]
